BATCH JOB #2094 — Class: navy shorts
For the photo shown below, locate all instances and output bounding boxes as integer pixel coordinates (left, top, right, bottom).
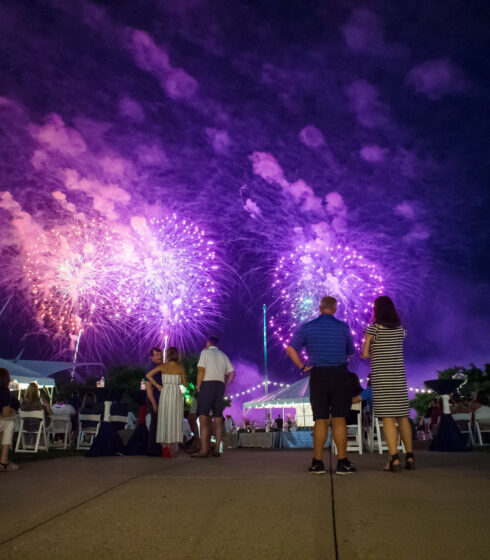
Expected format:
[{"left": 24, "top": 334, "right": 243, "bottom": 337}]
[
  {"left": 196, "top": 381, "right": 225, "bottom": 417},
  {"left": 309, "top": 365, "right": 352, "bottom": 420}
]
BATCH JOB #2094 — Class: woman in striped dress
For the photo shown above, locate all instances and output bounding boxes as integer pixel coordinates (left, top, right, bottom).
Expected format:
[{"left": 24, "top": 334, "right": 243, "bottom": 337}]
[
  {"left": 362, "top": 296, "right": 414, "bottom": 471},
  {"left": 146, "top": 346, "right": 187, "bottom": 457}
]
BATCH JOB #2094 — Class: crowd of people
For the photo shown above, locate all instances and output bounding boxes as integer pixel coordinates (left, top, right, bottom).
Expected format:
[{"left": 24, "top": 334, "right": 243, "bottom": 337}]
[
  {"left": 1, "top": 294, "right": 485, "bottom": 474},
  {"left": 145, "top": 335, "right": 235, "bottom": 458},
  {"left": 418, "top": 392, "right": 489, "bottom": 436}
]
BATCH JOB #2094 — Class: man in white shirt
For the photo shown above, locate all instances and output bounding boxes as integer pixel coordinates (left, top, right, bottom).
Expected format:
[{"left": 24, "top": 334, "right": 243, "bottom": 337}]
[{"left": 192, "top": 336, "right": 235, "bottom": 458}]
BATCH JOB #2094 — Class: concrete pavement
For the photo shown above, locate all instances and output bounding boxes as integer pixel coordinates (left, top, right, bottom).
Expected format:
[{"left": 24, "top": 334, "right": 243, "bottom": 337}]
[{"left": 0, "top": 449, "right": 488, "bottom": 560}]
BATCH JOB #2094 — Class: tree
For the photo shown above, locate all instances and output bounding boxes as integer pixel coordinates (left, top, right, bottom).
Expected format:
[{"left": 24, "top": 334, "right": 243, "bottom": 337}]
[
  {"left": 105, "top": 364, "right": 145, "bottom": 395},
  {"left": 410, "top": 363, "right": 490, "bottom": 417}
]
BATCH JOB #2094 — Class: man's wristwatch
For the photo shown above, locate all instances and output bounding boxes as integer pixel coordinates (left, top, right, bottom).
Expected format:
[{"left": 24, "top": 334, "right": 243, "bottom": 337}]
[{"left": 300, "top": 364, "right": 306, "bottom": 372}]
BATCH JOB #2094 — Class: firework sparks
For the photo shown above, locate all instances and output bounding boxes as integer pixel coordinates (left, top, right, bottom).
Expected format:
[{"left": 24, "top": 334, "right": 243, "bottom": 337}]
[
  {"left": 269, "top": 242, "right": 384, "bottom": 351},
  {"left": 128, "top": 214, "right": 223, "bottom": 351},
  {"left": 23, "top": 219, "right": 135, "bottom": 357}
]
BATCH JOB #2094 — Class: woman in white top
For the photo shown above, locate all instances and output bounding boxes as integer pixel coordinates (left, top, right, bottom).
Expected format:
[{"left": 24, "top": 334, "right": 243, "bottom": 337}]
[{"left": 146, "top": 346, "right": 187, "bottom": 457}]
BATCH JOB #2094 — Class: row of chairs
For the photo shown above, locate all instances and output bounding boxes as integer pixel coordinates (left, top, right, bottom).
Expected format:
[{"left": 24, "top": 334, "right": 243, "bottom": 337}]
[
  {"left": 452, "top": 410, "right": 490, "bottom": 446},
  {"left": 333, "top": 404, "right": 490, "bottom": 454},
  {"left": 332, "top": 402, "right": 406, "bottom": 455},
  {"left": 14, "top": 411, "right": 128, "bottom": 453}
]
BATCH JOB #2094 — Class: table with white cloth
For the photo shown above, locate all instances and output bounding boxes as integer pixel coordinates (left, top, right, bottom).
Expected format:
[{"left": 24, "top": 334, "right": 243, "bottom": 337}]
[
  {"left": 237, "top": 432, "right": 281, "bottom": 448},
  {"left": 237, "top": 431, "right": 315, "bottom": 449}
]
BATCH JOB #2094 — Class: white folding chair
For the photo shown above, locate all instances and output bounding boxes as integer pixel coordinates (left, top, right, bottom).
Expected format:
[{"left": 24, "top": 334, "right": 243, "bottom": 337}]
[
  {"left": 371, "top": 417, "right": 405, "bottom": 454},
  {"left": 47, "top": 414, "right": 72, "bottom": 449},
  {"left": 15, "top": 410, "right": 49, "bottom": 453},
  {"left": 77, "top": 413, "right": 101, "bottom": 449},
  {"left": 475, "top": 407, "right": 490, "bottom": 446},
  {"left": 109, "top": 414, "right": 129, "bottom": 428},
  {"left": 452, "top": 413, "right": 475, "bottom": 447},
  {"left": 332, "top": 402, "right": 363, "bottom": 455}
]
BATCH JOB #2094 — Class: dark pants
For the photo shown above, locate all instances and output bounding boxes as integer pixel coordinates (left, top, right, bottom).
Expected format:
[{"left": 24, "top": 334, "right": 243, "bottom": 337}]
[
  {"left": 147, "top": 411, "right": 160, "bottom": 456},
  {"left": 309, "top": 365, "right": 352, "bottom": 420}
]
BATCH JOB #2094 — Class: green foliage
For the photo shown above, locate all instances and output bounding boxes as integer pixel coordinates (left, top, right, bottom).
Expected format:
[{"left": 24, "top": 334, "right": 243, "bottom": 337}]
[
  {"left": 410, "top": 363, "right": 490, "bottom": 417},
  {"left": 409, "top": 393, "right": 433, "bottom": 417},
  {"left": 50, "top": 379, "right": 98, "bottom": 402},
  {"left": 105, "top": 364, "right": 145, "bottom": 394},
  {"left": 436, "top": 363, "right": 490, "bottom": 399},
  {"left": 181, "top": 353, "right": 199, "bottom": 387}
]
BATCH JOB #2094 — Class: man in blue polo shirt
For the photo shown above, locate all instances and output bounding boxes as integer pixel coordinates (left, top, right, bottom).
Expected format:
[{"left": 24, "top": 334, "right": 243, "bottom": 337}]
[{"left": 286, "top": 296, "right": 356, "bottom": 475}]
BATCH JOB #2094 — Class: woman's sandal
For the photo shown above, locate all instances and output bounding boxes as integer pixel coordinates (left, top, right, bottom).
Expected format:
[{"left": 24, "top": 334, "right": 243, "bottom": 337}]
[
  {"left": 404, "top": 452, "right": 416, "bottom": 470},
  {"left": 384, "top": 453, "right": 402, "bottom": 472},
  {"left": 0, "top": 462, "right": 19, "bottom": 472}
]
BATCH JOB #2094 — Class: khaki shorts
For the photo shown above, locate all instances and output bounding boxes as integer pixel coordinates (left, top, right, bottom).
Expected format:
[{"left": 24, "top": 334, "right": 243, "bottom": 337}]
[{"left": 0, "top": 417, "right": 15, "bottom": 446}]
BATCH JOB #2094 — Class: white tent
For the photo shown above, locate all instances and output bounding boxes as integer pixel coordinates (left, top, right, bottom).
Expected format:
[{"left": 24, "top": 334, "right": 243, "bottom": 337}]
[
  {"left": 1, "top": 357, "right": 56, "bottom": 399},
  {"left": 2, "top": 357, "right": 102, "bottom": 401},
  {"left": 243, "top": 377, "right": 314, "bottom": 426}
]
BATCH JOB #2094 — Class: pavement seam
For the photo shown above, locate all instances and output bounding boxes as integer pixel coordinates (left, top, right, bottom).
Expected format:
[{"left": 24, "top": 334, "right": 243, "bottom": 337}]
[
  {"left": 0, "top": 462, "right": 183, "bottom": 548},
  {"left": 328, "top": 448, "right": 340, "bottom": 560}
]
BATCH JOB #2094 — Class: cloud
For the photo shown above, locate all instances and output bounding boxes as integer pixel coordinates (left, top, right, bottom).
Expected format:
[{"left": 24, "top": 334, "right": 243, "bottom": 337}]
[
  {"left": 394, "top": 200, "right": 417, "bottom": 221},
  {"left": 205, "top": 128, "right": 230, "bottom": 154},
  {"left": 30, "top": 113, "right": 87, "bottom": 156},
  {"left": 310, "top": 221, "right": 334, "bottom": 247},
  {"left": 127, "top": 29, "right": 198, "bottom": 100},
  {"left": 407, "top": 58, "right": 469, "bottom": 100},
  {"left": 52, "top": 190, "right": 76, "bottom": 214},
  {"left": 325, "top": 192, "right": 348, "bottom": 233},
  {"left": 30, "top": 149, "right": 50, "bottom": 170},
  {"left": 346, "top": 80, "right": 390, "bottom": 128},
  {"left": 249, "top": 152, "right": 288, "bottom": 188},
  {"left": 299, "top": 125, "right": 325, "bottom": 148},
  {"left": 341, "top": 9, "right": 384, "bottom": 55},
  {"left": 0, "top": 191, "right": 42, "bottom": 249},
  {"left": 135, "top": 144, "right": 169, "bottom": 168},
  {"left": 395, "top": 148, "right": 422, "bottom": 179},
  {"left": 394, "top": 200, "right": 430, "bottom": 243},
  {"left": 163, "top": 68, "right": 198, "bottom": 100},
  {"left": 243, "top": 198, "right": 261, "bottom": 219},
  {"left": 98, "top": 155, "right": 134, "bottom": 180},
  {"left": 119, "top": 97, "right": 145, "bottom": 123},
  {"left": 403, "top": 224, "right": 430, "bottom": 243},
  {"left": 360, "top": 144, "right": 388, "bottom": 163},
  {"left": 63, "top": 169, "right": 131, "bottom": 221},
  {"left": 250, "top": 152, "right": 324, "bottom": 216}
]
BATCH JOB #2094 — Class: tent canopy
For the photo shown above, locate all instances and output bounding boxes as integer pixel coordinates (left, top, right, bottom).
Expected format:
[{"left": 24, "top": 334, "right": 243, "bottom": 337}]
[
  {"left": 243, "top": 377, "right": 310, "bottom": 409},
  {"left": 2, "top": 357, "right": 102, "bottom": 388},
  {"left": 0, "top": 357, "right": 55, "bottom": 388},
  {"left": 9, "top": 359, "right": 101, "bottom": 377}
]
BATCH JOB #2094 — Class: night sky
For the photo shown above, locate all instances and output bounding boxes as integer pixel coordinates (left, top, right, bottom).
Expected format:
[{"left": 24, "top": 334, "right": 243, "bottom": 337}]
[{"left": 0, "top": 0, "right": 489, "bottom": 395}]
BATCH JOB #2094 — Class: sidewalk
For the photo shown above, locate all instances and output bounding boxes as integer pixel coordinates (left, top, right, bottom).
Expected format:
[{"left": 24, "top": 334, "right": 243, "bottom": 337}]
[{"left": 0, "top": 449, "right": 488, "bottom": 560}]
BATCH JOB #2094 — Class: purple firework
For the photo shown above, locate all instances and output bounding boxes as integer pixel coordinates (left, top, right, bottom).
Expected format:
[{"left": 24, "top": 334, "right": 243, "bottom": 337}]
[
  {"left": 23, "top": 219, "right": 136, "bottom": 357},
  {"left": 128, "top": 214, "right": 223, "bottom": 351},
  {"left": 269, "top": 241, "right": 384, "bottom": 351}
]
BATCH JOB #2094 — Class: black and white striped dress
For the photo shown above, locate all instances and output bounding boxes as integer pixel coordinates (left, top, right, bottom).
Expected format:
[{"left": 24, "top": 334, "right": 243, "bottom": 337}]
[{"left": 366, "top": 324, "right": 410, "bottom": 418}]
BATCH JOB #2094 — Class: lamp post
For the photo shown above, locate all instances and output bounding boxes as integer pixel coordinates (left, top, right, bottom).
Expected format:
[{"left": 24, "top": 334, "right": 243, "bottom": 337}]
[
  {"left": 263, "top": 304, "right": 268, "bottom": 396},
  {"left": 263, "top": 304, "right": 270, "bottom": 426}
]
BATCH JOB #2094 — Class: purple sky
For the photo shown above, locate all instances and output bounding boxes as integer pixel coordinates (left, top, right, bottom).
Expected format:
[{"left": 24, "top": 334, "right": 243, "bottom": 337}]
[{"left": 0, "top": 1, "right": 488, "bottom": 393}]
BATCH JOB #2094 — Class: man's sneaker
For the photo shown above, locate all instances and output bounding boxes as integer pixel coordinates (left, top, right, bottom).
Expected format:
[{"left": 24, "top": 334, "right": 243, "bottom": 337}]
[
  {"left": 336, "top": 458, "right": 356, "bottom": 475},
  {"left": 308, "top": 459, "right": 326, "bottom": 474}
]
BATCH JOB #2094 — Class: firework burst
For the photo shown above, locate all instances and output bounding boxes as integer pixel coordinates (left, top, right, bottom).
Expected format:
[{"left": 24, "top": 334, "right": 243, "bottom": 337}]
[
  {"left": 23, "top": 219, "right": 135, "bottom": 357},
  {"left": 269, "top": 241, "right": 384, "bottom": 351},
  {"left": 128, "top": 214, "right": 223, "bottom": 351}
]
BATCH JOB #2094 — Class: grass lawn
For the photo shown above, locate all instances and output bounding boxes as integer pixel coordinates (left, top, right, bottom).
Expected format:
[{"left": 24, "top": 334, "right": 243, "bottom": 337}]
[{"left": 11, "top": 447, "right": 86, "bottom": 464}]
